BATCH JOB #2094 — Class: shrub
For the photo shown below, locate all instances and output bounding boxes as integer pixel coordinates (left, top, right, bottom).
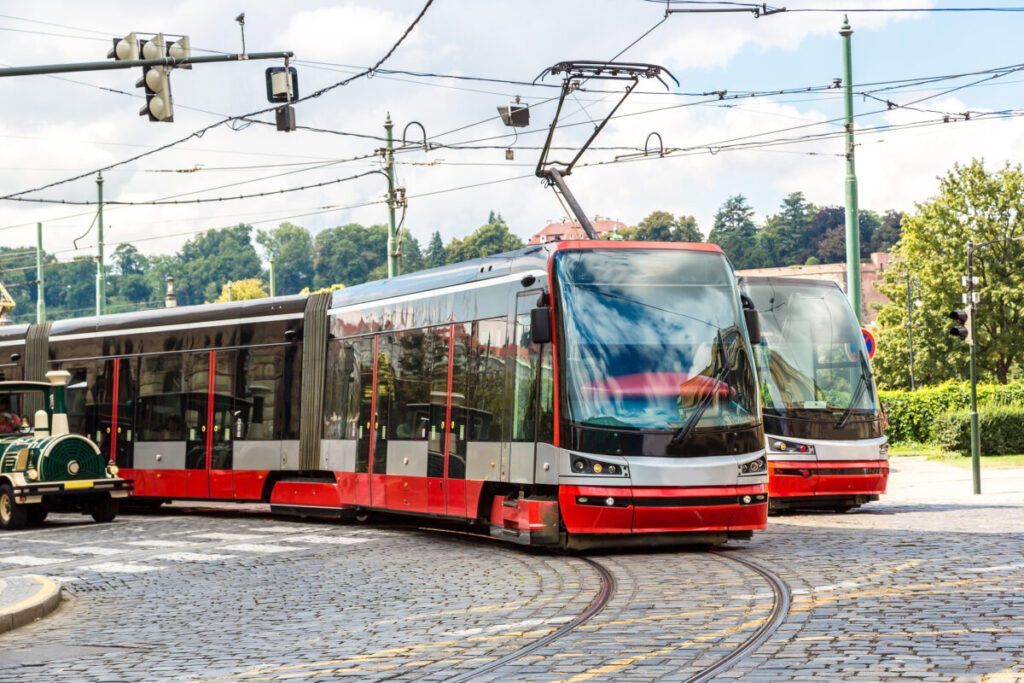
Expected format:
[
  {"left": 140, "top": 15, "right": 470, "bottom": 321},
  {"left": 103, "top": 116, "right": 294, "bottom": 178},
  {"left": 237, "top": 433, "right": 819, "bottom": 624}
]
[
  {"left": 932, "top": 405, "right": 1024, "bottom": 456},
  {"left": 878, "top": 380, "right": 1024, "bottom": 444}
]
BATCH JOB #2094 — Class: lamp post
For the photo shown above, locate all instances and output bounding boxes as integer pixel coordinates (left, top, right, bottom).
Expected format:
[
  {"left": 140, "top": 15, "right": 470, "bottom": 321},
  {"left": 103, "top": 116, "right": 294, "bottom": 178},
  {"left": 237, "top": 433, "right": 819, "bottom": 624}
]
[{"left": 963, "top": 234, "right": 1024, "bottom": 494}]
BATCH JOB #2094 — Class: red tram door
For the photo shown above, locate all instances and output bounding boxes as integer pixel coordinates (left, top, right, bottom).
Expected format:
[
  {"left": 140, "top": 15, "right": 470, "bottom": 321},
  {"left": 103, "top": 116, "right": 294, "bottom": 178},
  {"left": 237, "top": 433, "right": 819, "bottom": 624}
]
[
  {"left": 98, "top": 358, "right": 136, "bottom": 473},
  {"left": 184, "top": 351, "right": 235, "bottom": 499}
]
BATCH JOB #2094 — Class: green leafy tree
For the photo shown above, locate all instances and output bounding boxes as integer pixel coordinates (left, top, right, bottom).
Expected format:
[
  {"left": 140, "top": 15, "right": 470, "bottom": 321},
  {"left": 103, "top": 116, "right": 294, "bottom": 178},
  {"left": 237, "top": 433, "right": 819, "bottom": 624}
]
[
  {"left": 313, "top": 223, "right": 388, "bottom": 288},
  {"left": 368, "top": 230, "right": 425, "bottom": 280},
  {"left": 675, "top": 215, "right": 702, "bottom": 242},
  {"left": 446, "top": 217, "right": 524, "bottom": 264},
  {"left": 257, "top": 222, "right": 314, "bottom": 295},
  {"left": 175, "top": 225, "right": 262, "bottom": 305},
  {"left": 707, "top": 195, "right": 768, "bottom": 269},
  {"left": 759, "top": 192, "right": 811, "bottom": 266},
  {"left": 425, "top": 231, "right": 447, "bottom": 269},
  {"left": 873, "top": 160, "right": 1024, "bottom": 388},
  {"left": 212, "top": 278, "right": 269, "bottom": 303},
  {"left": 870, "top": 210, "right": 904, "bottom": 253}
]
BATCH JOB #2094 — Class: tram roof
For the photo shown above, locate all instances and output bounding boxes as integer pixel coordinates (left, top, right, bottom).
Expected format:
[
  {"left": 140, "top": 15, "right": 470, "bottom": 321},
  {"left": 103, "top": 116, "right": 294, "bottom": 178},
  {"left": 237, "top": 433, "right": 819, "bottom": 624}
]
[{"left": 738, "top": 275, "right": 841, "bottom": 290}]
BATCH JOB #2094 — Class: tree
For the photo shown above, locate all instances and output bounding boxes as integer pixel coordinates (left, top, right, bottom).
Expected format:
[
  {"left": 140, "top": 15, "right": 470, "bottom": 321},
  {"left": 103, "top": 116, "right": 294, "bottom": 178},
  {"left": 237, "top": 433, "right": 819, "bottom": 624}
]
[
  {"left": 872, "top": 160, "right": 1024, "bottom": 388},
  {"left": 113, "top": 243, "right": 147, "bottom": 276},
  {"left": 257, "top": 223, "right": 314, "bottom": 295},
  {"left": 368, "top": 229, "right": 425, "bottom": 280},
  {"left": 212, "top": 278, "right": 269, "bottom": 303},
  {"left": 870, "top": 210, "right": 903, "bottom": 253},
  {"left": 707, "top": 195, "right": 768, "bottom": 270},
  {"left": 446, "top": 217, "right": 524, "bottom": 264},
  {"left": 425, "top": 231, "right": 446, "bottom": 269},
  {"left": 175, "top": 225, "right": 262, "bottom": 305},
  {"left": 313, "top": 223, "right": 388, "bottom": 289},
  {"left": 675, "top": 215, "right": 702, "bottom": 242},
  {"left": 759, "top": 192, "right": 811, "bottom": 266}
]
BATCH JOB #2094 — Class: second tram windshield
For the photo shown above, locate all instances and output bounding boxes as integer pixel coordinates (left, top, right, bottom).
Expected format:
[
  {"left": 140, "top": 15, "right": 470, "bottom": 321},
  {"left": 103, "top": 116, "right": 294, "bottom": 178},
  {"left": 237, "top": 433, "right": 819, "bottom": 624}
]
[
  {"left": 554, "top": 248, "right": 759, "bottom": 443},
  {"left": 743, "top": 279, "right": 878, "bottom": 424}
]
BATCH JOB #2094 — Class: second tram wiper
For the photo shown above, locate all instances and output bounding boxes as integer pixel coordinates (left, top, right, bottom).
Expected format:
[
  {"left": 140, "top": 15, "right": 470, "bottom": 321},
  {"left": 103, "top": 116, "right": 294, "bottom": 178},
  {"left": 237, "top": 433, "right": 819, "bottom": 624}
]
[
  {"left": 671, "top": 329, "right": 733, "bottom": 447},
  {"left": 833, "top": 371, "right": 871, "bottom": 429}
]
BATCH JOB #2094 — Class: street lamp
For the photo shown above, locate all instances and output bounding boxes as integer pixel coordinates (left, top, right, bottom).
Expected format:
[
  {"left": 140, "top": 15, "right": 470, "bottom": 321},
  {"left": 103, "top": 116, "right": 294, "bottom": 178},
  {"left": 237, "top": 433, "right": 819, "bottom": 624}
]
[{"left": 962, "top": 234, "right": 1024, "bottom": 495}]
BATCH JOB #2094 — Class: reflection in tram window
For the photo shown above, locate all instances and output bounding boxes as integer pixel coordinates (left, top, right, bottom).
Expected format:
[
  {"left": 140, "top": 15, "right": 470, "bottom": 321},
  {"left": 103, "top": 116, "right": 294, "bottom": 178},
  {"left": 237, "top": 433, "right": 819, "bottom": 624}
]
[
  {"left": 138, "top": 355, "right": 185, "bottom": 441},
  {"left": 466, "top": 319, "right": 506, "bottom": 442}
]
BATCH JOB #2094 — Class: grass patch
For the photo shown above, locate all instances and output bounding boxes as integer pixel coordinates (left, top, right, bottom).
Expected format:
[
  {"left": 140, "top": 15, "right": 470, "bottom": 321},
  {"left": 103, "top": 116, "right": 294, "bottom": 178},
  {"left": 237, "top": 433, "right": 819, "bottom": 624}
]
[{"left": 889, "top": 443, "right": 1024, "bottom": 467}]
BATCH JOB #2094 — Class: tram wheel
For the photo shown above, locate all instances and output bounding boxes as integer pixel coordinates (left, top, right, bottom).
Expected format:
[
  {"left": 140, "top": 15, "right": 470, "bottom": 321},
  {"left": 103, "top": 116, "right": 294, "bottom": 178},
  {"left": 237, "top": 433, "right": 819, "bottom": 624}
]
[
  {"left": 27, "top": 506, "right": 48, "bottom": 525},
  {"left": 90, "top": 495, "right": 119, "bottom": 523},
  {"left": 0, "top": 483, "right": 27, "bottom": 530},
  {"left": 354, "top": 510, "right": 372, "bottom": 523}
]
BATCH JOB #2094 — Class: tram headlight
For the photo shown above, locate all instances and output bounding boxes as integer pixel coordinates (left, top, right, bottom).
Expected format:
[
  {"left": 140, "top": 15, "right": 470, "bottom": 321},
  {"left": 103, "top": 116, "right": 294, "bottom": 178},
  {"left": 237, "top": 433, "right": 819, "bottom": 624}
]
[
  {"left": 570, "top": 455, "right": 626, "bottom": 476},
  {"left": 605, "top": 497, "right": 615, "bottom": 506},
  {"left": 106, "top": 464, "right": 119, "bottom": 478}
]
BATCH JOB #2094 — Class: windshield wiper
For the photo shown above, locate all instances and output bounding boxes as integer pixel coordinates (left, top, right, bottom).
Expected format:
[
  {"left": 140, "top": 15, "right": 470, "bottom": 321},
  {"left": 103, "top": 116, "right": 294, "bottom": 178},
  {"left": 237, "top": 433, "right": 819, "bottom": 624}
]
[
  {"left": 833, "top": 371, "right": 871, "bottom": 429},
  {"left": 671, "top": 329, "right": 733, "bottom": 446}
]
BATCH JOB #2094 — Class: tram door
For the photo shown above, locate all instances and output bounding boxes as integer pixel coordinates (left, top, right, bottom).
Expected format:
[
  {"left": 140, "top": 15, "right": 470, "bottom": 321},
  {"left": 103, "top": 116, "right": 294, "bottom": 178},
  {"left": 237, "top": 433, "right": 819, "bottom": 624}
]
[
  {"left": 184, "top": 351, "right": 235, "bottom": 499},
  {"left": 104, "top": 358, "right": 136, "bottom": 471},
  {"left": 370, "top": 336, "right": 389, "bottom": 508},
  {"left": 352, "top": 338, "right": 375, "bottom": 509}
]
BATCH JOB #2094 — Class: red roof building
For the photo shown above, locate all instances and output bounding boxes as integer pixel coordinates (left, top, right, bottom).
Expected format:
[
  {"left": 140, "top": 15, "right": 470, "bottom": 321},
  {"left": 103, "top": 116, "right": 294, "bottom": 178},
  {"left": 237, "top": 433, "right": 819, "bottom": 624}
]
[{"left": 528, "top": 218, "right": 628, "bottom": 245}]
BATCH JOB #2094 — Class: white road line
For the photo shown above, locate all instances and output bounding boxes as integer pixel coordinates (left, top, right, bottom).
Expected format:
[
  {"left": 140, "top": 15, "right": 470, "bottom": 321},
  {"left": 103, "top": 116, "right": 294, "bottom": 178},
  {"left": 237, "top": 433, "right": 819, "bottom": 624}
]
[
  {"left": 65, "top": 546, "right": 128, "bottom": 556},
  {"left": 967, "top": 562, "right": 1024, "bottom": 573},
  {"left": 0, "top": 555, "right": 63, "bottom": 566},
  {"left": 151, "top": 552, "right": 237, "bottom": 562},
  {"left": 276, "top": 535, "right": 371, "bottom": 545},
  {"left": 77, "top": 562, "right": 165, "bottom": 573},
  {"left": 191, "top": 533, "right": 271, "bottom": 542},
  {"left": 224, "top": 543, "right": 307, "bottom": 554},
  {"left": 124, "top": 540, "right": 194, "bottom": 548}
]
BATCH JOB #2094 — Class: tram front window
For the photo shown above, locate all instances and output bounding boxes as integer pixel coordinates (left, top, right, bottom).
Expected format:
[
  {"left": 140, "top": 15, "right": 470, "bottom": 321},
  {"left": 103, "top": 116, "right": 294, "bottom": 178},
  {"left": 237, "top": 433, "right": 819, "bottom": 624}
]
[
  {"left": 555, "top": 248, "right": 760, "bottom": 456},
  {"left": 742, "top": 279, "right": 879, "bottom": 432}
]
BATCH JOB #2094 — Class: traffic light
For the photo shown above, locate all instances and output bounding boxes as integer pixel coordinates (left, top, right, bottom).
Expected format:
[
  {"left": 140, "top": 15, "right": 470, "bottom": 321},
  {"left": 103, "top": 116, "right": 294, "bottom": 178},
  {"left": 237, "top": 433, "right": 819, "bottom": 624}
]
[
  {"left": 137, "top": 34, "right": 173, "bottom": 122},
  {"left": 949, "top": 309, "right": 973, "bottom": 345},
  {"left": 107, "top": 32, "right": 139, "bottom": 61}
]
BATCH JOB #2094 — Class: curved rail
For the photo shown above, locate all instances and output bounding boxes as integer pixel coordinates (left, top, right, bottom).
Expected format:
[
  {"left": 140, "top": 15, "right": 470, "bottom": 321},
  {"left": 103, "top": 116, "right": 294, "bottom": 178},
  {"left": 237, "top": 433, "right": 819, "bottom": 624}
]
[
  {"left": 683, "top": 550, "right": 792, "bottom": 683},
  {"left": 447, "top": 557, "right": 615, "bottom": 683}
]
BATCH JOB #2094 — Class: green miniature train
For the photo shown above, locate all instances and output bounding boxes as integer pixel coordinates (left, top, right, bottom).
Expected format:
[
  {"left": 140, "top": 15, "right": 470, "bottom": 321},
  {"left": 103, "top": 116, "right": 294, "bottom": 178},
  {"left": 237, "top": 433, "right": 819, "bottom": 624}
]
[{"left": 0, "top": 370, "right": 132, "bottom": 530}]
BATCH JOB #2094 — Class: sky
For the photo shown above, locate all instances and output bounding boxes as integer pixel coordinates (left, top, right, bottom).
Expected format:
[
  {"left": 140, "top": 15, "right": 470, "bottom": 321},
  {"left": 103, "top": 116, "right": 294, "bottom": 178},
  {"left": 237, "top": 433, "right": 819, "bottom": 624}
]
[{"left": 2, "top": 0, "right": 1024, "bottom": 264}]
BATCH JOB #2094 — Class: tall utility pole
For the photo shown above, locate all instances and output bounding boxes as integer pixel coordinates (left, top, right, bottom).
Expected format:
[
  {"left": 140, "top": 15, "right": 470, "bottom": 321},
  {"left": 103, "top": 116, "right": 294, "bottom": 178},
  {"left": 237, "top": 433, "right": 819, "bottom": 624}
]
[
  {"left": 840, "top": 16, "right": 862, "bottom": 323},
  {"left": 905, "top": 272, "right": 915, "bottom": 390},
  {"left": 96, "top": 173, "right": 105, "bottom": 317},
  {"left": 269, "top": 258, "right": 276, "bottom": 297},
  {"left": 36, "top": 222, "right": 44, "bottom": 324},
  {"left": 384, "top": 113, "right": 399, "bottom": 278}
]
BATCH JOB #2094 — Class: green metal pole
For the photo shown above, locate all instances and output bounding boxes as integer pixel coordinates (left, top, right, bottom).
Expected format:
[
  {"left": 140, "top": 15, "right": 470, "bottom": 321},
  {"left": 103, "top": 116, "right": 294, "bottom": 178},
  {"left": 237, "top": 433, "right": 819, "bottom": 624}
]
[
  {"left": 968, "top": 242, "right": 981, "bottom": 494},
  {"left": 0, "top": 51, "right": 294, "bottom": 78},
  {"left": 840, "top": 16, "right": 862, "bottom": 323},
  {"left": 96, "top": 173, "right": 104, "bottom": 317},
  {"left": 385, "top": 113, "right": 398, "bottom": 278},
  {"left": 269, "top": 258, "right": 276, "bottom": 297},
  {"left": 36, "top": 222, "right": 45, "bottom": 324}
]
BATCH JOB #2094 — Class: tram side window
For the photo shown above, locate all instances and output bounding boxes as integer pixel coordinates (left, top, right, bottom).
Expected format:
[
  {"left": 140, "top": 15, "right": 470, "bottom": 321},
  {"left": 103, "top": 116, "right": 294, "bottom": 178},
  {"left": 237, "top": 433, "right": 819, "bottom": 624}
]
[
  {"left": 138, "top": 355, "right": 185, "bottom": 441},
  {"left": 510, "top": 313, "right": 554, "bottom": 442},
  {"left": 62, "top": 362, "right": 100, "bottom": 443},
  {"left": 388, "top": 329, "right": 432, "bottom": 442},
  {"left": 465, "top": 318, "right": 506, "bottom": 442},
  {"left": 448, "top": 323, "right": 471, "bottom": 479},
  {"left": 426, "top": 326, "right": 450, "bottom": 477},
  {"left": 237, "top": 346, "right": 288, "bottom": 441},
  {"left": 324, "top": 340, "right": 359, "bottom": 440}
]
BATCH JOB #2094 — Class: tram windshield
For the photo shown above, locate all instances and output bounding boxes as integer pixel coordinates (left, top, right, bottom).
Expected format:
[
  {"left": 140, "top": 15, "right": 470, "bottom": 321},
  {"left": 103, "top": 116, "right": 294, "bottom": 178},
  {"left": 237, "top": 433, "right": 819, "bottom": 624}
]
[
  {"left": 741, "top": 279, "right": 878, "bottom": 422},
  {"left": 555, "top": 249, "right": 759, "bottom": 436}
]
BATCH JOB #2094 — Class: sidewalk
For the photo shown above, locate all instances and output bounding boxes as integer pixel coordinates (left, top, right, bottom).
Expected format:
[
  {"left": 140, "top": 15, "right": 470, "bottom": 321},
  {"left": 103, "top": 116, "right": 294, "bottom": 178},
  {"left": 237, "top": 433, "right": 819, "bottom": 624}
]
[
  {"left": 0, "top": 575, "right": 62, "bottom": 634},
  {"left": 887, "top": 455, "right": 1024, "bottom": 504}
]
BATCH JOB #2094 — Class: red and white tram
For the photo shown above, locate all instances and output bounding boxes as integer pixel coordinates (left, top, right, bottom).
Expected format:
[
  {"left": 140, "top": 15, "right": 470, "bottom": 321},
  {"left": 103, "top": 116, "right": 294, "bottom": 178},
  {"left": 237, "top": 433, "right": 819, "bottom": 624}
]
[
  {"left": 0, "top": 241, "right": 768, "bottom": 548},
  {"left": 738, "top": 277, "right": 888, "bottom": 512}
]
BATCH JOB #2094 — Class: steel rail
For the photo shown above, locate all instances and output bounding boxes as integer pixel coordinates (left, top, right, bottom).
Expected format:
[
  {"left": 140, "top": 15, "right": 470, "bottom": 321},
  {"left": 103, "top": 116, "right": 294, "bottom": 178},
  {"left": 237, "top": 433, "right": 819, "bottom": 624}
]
[
  {"left": 683, "top": 550, "right": 792, "bottom": 683},
  {"left": 446, "top": 556, "right": 616, "bottom": 683}
]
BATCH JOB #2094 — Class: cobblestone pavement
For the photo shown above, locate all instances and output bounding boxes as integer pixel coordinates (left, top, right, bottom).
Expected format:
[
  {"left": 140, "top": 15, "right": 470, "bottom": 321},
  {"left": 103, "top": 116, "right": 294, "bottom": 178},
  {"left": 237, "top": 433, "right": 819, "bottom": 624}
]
[{"left": 0, "top": 456, "right": 1021, "bottom": 681}]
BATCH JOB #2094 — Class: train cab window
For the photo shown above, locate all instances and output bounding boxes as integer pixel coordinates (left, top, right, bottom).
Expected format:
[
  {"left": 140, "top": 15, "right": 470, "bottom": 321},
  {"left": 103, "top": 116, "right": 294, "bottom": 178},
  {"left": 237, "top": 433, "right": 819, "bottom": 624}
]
[
  {"left": 138, "top": 355, "right": 185, "bottom": 441},
  {"left": 511, "top": 312, "right": 555, "bottom": 443}
]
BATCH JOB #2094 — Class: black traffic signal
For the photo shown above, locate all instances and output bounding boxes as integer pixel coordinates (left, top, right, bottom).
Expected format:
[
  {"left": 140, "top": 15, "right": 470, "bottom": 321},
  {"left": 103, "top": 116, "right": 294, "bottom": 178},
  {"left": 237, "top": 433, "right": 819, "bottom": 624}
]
[{"left": 949, "top": 309, "right": 973, "bottom": 344}]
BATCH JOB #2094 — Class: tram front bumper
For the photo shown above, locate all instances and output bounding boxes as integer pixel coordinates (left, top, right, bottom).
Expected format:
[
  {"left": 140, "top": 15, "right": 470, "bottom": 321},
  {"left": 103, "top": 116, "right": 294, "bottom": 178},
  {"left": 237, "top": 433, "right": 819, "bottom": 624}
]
[
  {"left": 559, "top": 484, "right": 768, "bottom": 535},
  {"left": 769, "top": 460, "right": 889, "bottom": 499}
]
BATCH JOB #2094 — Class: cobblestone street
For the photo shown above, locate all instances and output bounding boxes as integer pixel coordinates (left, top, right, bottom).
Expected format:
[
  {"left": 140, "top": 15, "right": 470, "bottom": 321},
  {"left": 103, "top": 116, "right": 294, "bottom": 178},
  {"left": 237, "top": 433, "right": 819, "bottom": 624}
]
[{"left": 0, "top": 456, "right": 1022, "bottom": 681}]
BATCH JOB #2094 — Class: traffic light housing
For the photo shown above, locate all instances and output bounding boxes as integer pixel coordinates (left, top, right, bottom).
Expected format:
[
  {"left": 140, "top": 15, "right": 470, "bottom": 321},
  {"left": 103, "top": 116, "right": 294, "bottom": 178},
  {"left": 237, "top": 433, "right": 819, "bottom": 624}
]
[
  {"left": 108, "top": 32, "right": 140, "bottom": 61},
  {"left": 949, "top": 309, "right": 973, "bottom": 345},
  {"left": 136, "top": 34, "right": 173, "bottom": 122}
]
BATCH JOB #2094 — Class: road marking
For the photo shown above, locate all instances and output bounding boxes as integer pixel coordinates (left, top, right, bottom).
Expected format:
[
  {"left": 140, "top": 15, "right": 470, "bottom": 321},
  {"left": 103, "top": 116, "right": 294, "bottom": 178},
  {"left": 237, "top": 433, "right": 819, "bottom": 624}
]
[
  {"left": 277, "top": 535, "right": 371, "bottom": 545},
  {"left": 76, "top": 562, "right": 164, "bottom": 573},
  {"left": 65, "top": 546, "right": 127, "bottom": 556},
  {"left": 191, "top": 533, "right": 270, "bottom": 541},
  {"left": 152, "top": 552, "right": 236, "bottom": 562},
  {"left": 968, "top": 562, "right": 1024, "bottom": 573},
  {"left": 124, "top": 540, "right": 194, "bottom": 548},
  {"left": 225, "top": 543, "right": 307, "bottom": 554},
  {"left": 0, "top": 555, "right": 61, "bottom": 566}
]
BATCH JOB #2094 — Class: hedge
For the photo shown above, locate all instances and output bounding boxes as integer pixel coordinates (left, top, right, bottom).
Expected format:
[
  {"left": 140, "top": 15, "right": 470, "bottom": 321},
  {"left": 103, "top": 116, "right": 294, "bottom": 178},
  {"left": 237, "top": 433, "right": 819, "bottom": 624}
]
[
  {"left": 878, "top": 380, "right": 1024, "bottom": 444},
  {"left": 932, "top": 405, "right": 1024, "bottom": 456}
]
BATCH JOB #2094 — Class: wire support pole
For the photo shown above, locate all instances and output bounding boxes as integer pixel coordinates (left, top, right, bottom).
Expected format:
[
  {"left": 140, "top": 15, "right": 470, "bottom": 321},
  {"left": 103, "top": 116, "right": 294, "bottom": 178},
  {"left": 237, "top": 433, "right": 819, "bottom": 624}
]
[
  {"left": 841, "top": 16, "right": 862, "bottom": 323},
  {"left": 96, "top": 173, "right": 104, "bottom": 317},
  {"left": 36, "top": 222, "right": 44, "bottom": 324},
  {"left": 384, "top": 113, "right": 399, "bottom": 278},
  {"left": 0, "top": 51, "right": 294, "bottom": 78}
]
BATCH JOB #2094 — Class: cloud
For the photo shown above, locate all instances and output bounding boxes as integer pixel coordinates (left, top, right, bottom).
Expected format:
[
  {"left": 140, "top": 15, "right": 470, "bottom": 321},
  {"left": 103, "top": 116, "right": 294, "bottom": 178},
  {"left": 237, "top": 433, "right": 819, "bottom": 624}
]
[{"left": 274, "top": 4, "right": 429, "bottom": 65}]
